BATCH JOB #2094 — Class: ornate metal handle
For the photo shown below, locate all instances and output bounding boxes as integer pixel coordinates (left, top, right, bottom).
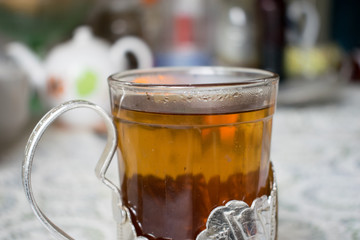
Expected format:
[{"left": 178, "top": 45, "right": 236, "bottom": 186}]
[{"left": 22, "top": 100, "right": 125, "bottom": 239}]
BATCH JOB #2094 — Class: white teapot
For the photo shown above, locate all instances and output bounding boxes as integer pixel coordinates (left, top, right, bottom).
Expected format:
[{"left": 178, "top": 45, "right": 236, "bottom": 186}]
[{"left": 6, "top": 26, "right": 153, "bottom": 128}]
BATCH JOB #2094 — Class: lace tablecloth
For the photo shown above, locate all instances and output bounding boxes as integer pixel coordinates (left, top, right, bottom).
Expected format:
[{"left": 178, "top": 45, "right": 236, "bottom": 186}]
[{"left": 1, "top": 85, "right": 360, "bottom": 240}]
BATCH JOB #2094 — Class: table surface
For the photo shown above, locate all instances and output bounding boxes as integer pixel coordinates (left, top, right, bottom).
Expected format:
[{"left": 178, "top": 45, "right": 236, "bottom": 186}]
[{"left": 1, "top": 85, "right": 360, "bottom": 240}]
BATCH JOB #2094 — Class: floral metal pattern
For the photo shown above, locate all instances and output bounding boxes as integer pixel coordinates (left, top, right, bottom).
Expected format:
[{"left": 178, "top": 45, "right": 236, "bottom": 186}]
[{"left": 196, "top": 180, "right": 277, "bottom": 240}]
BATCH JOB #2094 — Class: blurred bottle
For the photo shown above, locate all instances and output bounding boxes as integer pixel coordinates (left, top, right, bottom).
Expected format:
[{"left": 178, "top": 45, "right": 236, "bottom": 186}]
[
  {"left": 90, "top": 0, "right": 143, "bottom": 68},
  {"left": 257, "top": 0, "right": 286, "bottom": 78},
  {"left": 331, "top": 0, "right": 360, "bottom": 55},
  {"left": 90, "top": 0, "right": 142, "bottom": 43},
  {"left": 214, "top": 0, "right": 259, "bottom": 67},
  {"left": 284, "top": 0, "right": 341, "bottom": 80},
  {"left": 277, "top": 0, "right": 343, "bottom": 105},
  {"left": 331, "top": 0, "right": 360, "bottom": 82},
  {"left": 143, "top": 0, "right": 212, "bottom": 67},
  {"left": 141, "top": 0, "right": 162, "bottom": 49}
]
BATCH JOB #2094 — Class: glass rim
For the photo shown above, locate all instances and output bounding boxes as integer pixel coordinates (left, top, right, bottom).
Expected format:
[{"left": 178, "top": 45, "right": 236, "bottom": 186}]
[{"left": 108, "top": 66, "right": 279, "bottom": 88}]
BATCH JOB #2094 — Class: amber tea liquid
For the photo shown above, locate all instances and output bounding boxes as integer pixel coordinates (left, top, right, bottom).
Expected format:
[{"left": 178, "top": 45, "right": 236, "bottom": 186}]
[{"left": 113, "top": 105, "right": 274, "bottom": 240}]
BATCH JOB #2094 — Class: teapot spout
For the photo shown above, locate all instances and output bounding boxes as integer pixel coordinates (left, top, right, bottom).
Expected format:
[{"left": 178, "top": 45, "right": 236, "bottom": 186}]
[{"left": 6, "top": 42, "right": 46, "bottom": 89}]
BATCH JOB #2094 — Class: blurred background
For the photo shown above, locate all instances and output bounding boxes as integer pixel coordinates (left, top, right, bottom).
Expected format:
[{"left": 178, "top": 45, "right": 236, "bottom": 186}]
[
  {"left": 0, "top": 0, "right": 360, "bottom": 239},
  {"left": 0, "top": 0, "right": 359, "bottom": 142}
]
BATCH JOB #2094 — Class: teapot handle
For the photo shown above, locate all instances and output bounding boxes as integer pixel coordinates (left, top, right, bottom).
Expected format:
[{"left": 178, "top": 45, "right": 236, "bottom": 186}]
[
  {"left": 22, "top": 100, "right": 128, "bottom": 239},
  {"left": 110, "top": 36, "right": 153, "bottom": 71}
]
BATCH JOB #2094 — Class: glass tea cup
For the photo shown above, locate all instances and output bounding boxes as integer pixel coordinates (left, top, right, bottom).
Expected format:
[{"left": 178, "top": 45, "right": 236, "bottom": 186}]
[{"left": 23, "top": 67, "right": 279, "bottom": 240}]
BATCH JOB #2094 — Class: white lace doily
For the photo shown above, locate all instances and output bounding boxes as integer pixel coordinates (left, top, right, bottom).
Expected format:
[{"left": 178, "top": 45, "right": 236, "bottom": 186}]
[{"left": 0, "top": 85, "right": 359, "bottom": 240}]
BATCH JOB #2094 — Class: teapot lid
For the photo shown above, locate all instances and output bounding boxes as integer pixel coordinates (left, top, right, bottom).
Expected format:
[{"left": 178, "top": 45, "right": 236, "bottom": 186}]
[
  {"left": 45, "top": 26, "right": 111, "bottom": 70},
  {"left": 71, "top": 26, "right": 109, "bottom": 49}
]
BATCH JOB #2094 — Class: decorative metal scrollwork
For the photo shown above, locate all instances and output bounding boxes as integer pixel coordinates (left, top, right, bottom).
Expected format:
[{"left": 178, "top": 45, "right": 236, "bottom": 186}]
[{"left": 196, "top": 173, "right": 277, "bottom": 240}]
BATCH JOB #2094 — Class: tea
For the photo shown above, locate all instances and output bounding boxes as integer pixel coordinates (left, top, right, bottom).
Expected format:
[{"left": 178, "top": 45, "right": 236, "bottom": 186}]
[{"left": 113, "top": 105, "right": 274, "bottom": 240}]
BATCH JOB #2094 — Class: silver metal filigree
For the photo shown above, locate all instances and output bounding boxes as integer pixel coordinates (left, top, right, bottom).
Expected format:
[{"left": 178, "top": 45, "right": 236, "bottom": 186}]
[{"left": 196, "top": 175, "right": 277, "bottom": 240}]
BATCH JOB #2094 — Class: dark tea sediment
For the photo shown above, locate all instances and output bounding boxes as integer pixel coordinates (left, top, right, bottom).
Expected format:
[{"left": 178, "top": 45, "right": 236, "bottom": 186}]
[
  {"left": 114, "top": 106, "right": 274, "bottom": 240},
  {"left": 124, "top": 170, "right": 273, "bottom": 240}
]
